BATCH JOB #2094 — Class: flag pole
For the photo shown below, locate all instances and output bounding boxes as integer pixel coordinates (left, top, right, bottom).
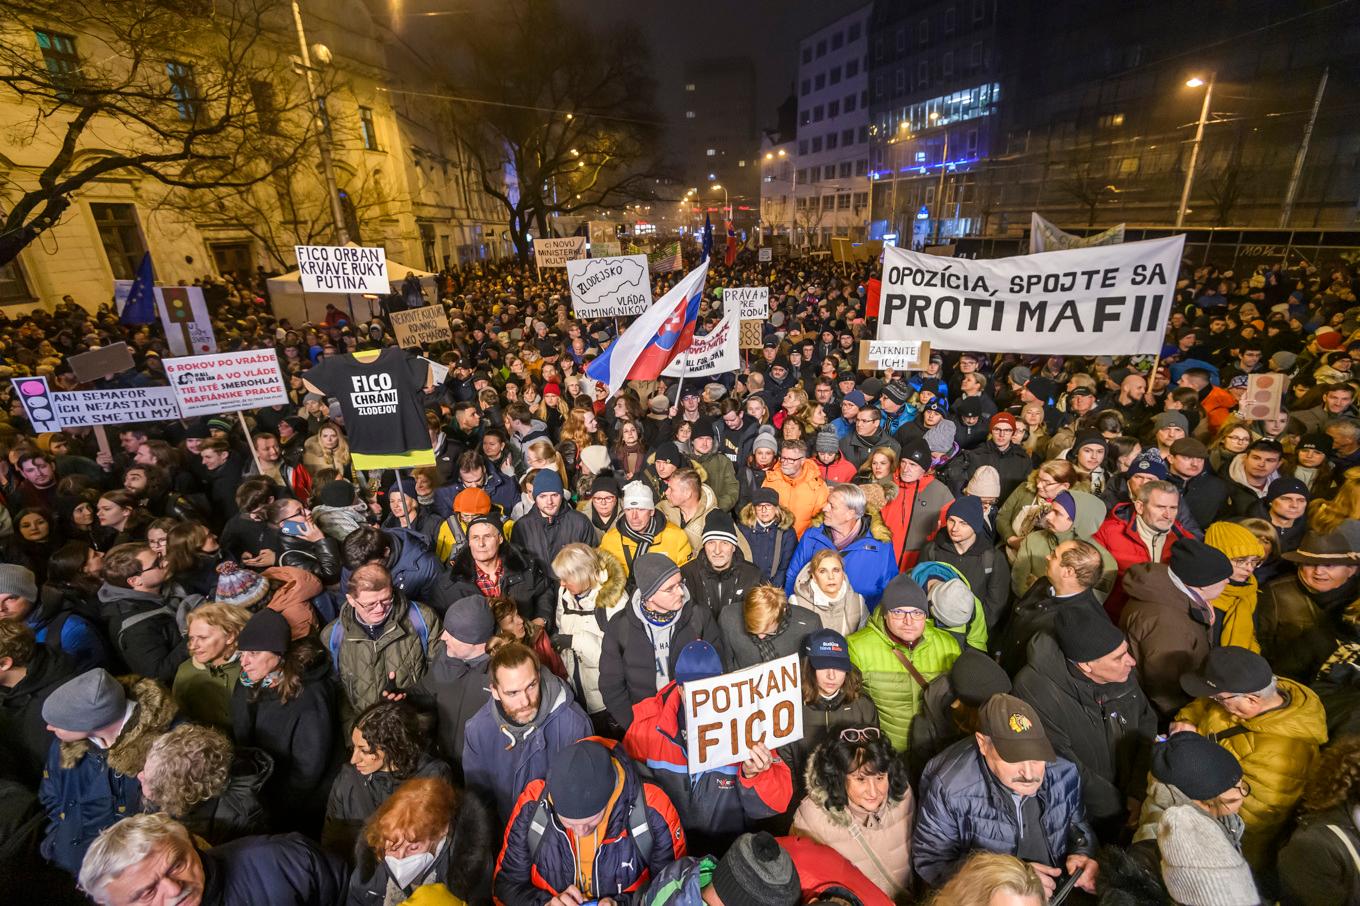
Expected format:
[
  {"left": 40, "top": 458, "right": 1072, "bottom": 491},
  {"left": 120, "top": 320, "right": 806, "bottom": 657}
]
[{"left": 672, "top": 375, "right": 684, "bottom": 409}]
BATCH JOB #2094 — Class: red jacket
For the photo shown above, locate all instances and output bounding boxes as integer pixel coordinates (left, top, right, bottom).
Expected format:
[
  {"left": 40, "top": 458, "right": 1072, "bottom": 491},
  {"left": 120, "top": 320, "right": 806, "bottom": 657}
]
[
  {"left": 776, "top": 836, "right": 894, "bottom": 906},
  {"left": 815, "top": 454, "right": 857, "bottom": 485},
  {"left": 1092, "top": 501, "right": 1191, "bottom": 620},
  {"left": 623, "top": 683, "right": 792, "bottom": 837}
]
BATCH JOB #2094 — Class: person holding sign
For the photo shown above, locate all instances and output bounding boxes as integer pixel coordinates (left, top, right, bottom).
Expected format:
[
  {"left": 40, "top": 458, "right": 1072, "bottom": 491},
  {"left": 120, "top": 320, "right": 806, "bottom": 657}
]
[{"left": 623, "top": 640, "right": 792, "bottom": 856}]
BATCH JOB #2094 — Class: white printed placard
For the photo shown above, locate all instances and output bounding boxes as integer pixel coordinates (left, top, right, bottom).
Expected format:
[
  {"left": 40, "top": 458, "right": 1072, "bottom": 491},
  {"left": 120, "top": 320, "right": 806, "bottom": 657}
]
[
  {"left": 724, "top": 287, "right": 769, "bottom": 320},
  {"left": 662, "top": 312, "right": 739, "bottom": 378},
  {"left": 566, "top": 254, "right": 653, "bottom": 318},
  {"left": 294, "top": 245, "right": 390, "bottom": 294},
  {"left": 682, "top": 653, "right": 803, "bottom": 774},
  {"left": 877, "top": 235, "right": 1185, "bottom": 356},
  {"left": 53, "top": 387, "right": 182, "bottom": 426},
  {"left": 155, "top": 286, "right": 218, "bottom": 356},
  {"left": 533, "top": 237, "right": 587, "bottom": 269},
  {"left": 163, "top": 348, "right": 288, "bottom": 417},
  {"left": 868, "top": 340, "right": 926, "bottom": 370},
  {"left": 758, "top": 247, "right": 773, "bottom": 262}
]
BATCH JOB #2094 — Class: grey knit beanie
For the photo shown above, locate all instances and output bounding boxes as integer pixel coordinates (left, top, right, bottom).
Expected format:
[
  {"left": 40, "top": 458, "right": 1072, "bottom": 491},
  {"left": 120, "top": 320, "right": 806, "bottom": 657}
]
[
  {"left": 710, "top": 832, "right": 801, "bottom": 906},
  {"left": 42, "top": 669, "right": 127, "bottom": 732},
  {"left": 0, "top": 564, "right": 37, "bottom": 603},
  {"left": 1157, "top": 805, "right": 1260, "bottom": 905}
]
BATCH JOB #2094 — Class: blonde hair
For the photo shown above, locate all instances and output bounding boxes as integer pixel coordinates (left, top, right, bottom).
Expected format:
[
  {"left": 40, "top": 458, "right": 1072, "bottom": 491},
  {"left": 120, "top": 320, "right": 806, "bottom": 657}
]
[
  {"left": 552, "top": 543, "right": 601, "bottom": 592},
  {"left": 186, "top": 602, "right": 251, "bottom": 640},
  {"left": 809, "top": 548, "right": 845, "bottom": 576},
  {"left": 1309, "top": 469, "right": 1360, "bottom": 533},
  {"left": 927, "top": 853, "right": 1046, "bottom": 906},
  {"left": 743, "top": 584, "right": 787, "bottom": 635},
  {"left": 141, "top": 724, "right": 233, "bottom": 818}
]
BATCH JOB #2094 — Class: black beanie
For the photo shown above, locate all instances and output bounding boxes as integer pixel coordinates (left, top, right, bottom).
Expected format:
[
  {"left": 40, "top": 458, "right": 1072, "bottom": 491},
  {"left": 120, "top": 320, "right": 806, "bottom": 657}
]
[
  {"left": 950, "top": 647, "right": 1012, "bottom": 706},
  {"left": 547, "top": 740, "right": 616, "bottom": 820},
  {"left": 899, "top": 437, "right": 932, "bottom": 470},
  {"left": 1053, "top": 606, "right": 1125, "bottom": 663},
  {"left": 710, "top": 832, "right": 801, "bottom": 906},
  {"left": 1152, "top": 731, "right": 1242, "bottom": 800},
  {"left": 237, "top": 608, "right": 290, "bottom": 655},
  {"left": 317, "top": 479, "right": 355, "bottom": 508},
  {"left": 1169, "top": 537, "right": 1233, "bottom": 587}
]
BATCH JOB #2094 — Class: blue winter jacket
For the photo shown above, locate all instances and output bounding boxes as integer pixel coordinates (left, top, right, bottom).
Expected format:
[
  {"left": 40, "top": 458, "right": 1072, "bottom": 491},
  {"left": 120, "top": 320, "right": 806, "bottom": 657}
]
[
  {"left": 340, "top": 528, "right": 445, "bottom": 608},
  {"left": 29, "top": 611, "right": 107, "bottom": 672},
  {"left": 463, "top": 668, "right": 593, "bottom": 821},
  {"left": 738, "top": 503, "right": 797, "bottom": 589},
  {"left": 784, "top": 518, "right": 899, "bottom": 611},
  {"left": 911, "top": 737, "right": 1096, "bottom": 888},
  {"left": 435, "top": 467, "right": 518, "bottom": 517}
]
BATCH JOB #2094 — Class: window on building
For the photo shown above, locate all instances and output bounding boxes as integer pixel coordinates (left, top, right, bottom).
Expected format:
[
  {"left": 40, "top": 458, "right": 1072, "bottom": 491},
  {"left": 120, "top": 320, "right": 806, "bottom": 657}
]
[
  {"left": 823, "top": 165, "right": 836, "bottom": 180},
  {"left": 848, "top": 22, "right": 862, "bottom": 41},
  {"left": 895, "top": 68, "right": 906, "bottom": 92},
  {"left": 166, "top": 61, "right": 200, "bottom": 121},
  {"left": 830, "top": 66, "right": 842, "bottom": 85},
  {"left": 831, "top": 31, "right": 843, "bottom": 50},
  {"left": 686, "top": 110, "right": 695, "bottom": 118},
  {"left": 799, "top": 139, "right": 809, "bottom": 155},
  {"left": 854, "top": 159, "right": 868, "bottom": 176},
  {"left": 359, "top": 106, "right": 380, "bottom": 150},
  {"left": 873, "top": 75, "right": 883, "bottom": 99},
  {"left": 816, "top": 39, "right": 827, "bottom": 57},
  {"left": 973, "top": 0, "right": 986, "bottom": 21},
  {"left": 839, "top": 161, "right": 852, "bottom": 178},
  {"left": 685, "top": 82, "right": 696, "bottom": 91},
  {"left": 815, "top": 73, "right": 826, "bottom": 90},
  {"left": 738, "top": 159, "right": 746, "bottom": 167},
  {"left": 967, "top": 129, "right": 978, "bottom": 152},
  {"left": 801, "top": 79, "right": 811, "bottom": 96},
  {"left": 811, "top": 136, "right": 823, "bottom": 152},
  {"left": 800, "top": 110, "right": 811, "bottom": 126},
  {"left": 846, "top": 59, "right": 859, "bottom": 77},
  {"left": 919, "top": 18, "right": 930, "bottom": 45},
  {"left": 858, "top": 125, "right": 868, "bottom": 144},
  {"left": 822, "top": 195, "right": 835, "bottom": 213},
  {"left": 837, "top": 193, "right": 851, "bottom": 210},
  {"left": 34, "top": 29, "right": 78, "bottom": 80},
  {"left": 812, "top": 104, "right": 824, "bottom": 121},
  {"left": 797, "top": 168, "right": 809, "bottom": 183},
  {"left": 918, "top": 60, "right": 929, "bottom": 88},
  {"left": 1098, "top": 112, "right": 1126, "bottom": 128},
  {"left": 874, "top": 37, "right": 884, "bottom": 61},
  {"left": 250, "top": 79, "right": 279, "bottom": 134},
  {"left": 943, "top": 51, "right": 954, "bottom": 78},
  {"left": 90, "top": 203, "right": 148, "bottom": 281},
  {"left": 895, "top": 26, "right": 906, "bottom": 52},
  {"left": 945, "top": 6, "right": 956, "bottom": 33},
  {"left": 845, "top": 94, "right": 856, "bottom": 113},
  {"left": 860, "top": 89, "right": 868, "bottom": 106},
  {"left": 915, "top": 150, "right": 927, "bottom": 163},
  {"left": 925, "top": 186, "right": 936, "bottom": 204},
  {"left": 827, "top": 132, "right": 838, "bottom": 150},
  {"left": 971, "top": 41, "right": 984, "bottom": 66},
  {"left": 802, "top": 47, "right": 812, "bottom": 63},
  {"left": 706, "top": 148, "right": 716, "bottom": 156},
  {"left": 1118, "top": 156, "right": 1140, "bottom": 175},
  {"left": 841, "top": 128, "right": 854, "bottom": 146},
  {"left": 419, "top": 223, "right": 437, "bottom": 271},
  {"left": 0, "top": 259, "right": 33, "bottom": 305},
  {"left": 853, "top": 191, "right": 868, "bottom": 208},
  {"left": 828, "top": 99, "right": 839, "bottom": 117}
]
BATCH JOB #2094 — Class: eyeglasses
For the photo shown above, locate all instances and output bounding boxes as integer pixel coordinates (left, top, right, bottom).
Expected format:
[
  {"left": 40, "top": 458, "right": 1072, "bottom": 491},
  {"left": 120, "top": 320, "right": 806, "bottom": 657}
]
[
  {"left": 1229, "top": 556, "right": 1262, "bottom": 568},
  {"left": 780, "top": 455, "right": 805, "bottom": 465},
  {"left": 133, "top": 555, "right": 165, "bottom": 575},
  {"left": 886, "top": 608, "right": 927, "bottom": 621},
  {"left": 855, "top": 415, "right": 879, "bottom": 423},
  {"left": 840, "top": 727, "right": 881, "bottom": 744}
]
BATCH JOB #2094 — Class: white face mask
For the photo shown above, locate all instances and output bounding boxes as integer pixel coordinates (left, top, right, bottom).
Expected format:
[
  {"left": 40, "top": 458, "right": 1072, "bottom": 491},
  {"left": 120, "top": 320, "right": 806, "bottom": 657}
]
[{"left": 385, "top": 851, "right": 436, "bottom": 888}]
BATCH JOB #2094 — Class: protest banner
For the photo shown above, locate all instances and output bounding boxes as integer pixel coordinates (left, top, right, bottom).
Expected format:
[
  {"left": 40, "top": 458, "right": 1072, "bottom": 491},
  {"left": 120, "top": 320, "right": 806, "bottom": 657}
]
[
  {"left": 1239, "top": 372, "right": 1287, "bottom": 421},
  {"left": 758, "top": 247, "right": 773, "bottom": 263},
  {"left": 389, "top": 306, "right": 453, "bottom": 348},
  {"left": 682, "top": 654, "right": 803, "bottom": 774},
  {"left": 724, "top": 287, "right": 769, "bottom": 320},
  {"left": 739, "top": 320, "right": 764, "bottom": 350},
  {"left": 163, "top": 348, "right": 288, "bottom": 417},
  {"left": 588, "top": 221, "right": 615, "bottom": 248},
  {"left": 533, "top": 237, "right": 587, "bottom": 270},
  {"left": 859, "top": 340, "right": 931, "bottom": 372},
  {"left": 155, "top": 286, "right": 217, "bottom": 356},
  {"left": 877, "top": 235, "right": 1185, "bottom": 356},
  {"left": 295, "top": 245, "right": 390, "bottom": 293},
  {"left": 1029, "top": 212, "right": 1126, "bottom": 254},
  {"left": 422, "top": 357, "right": 450, "bottom": 386},
  {"left": 69, "top": 343, "right": 135, "bottom": 383},
  {"left": 51, "top": 387, "right": 182, "bottom": 427},
  {"left": 113, "top": 279, "right": 134, "bottom": 315},
  {"left": 566, "top": 254, "right": 652, "bottom": 317},
  {"left": 593, "top": 240, "right": 622, "bottom": 258},
  {"left": 663, "top": 312, "right": 739, "bottom": 377}
]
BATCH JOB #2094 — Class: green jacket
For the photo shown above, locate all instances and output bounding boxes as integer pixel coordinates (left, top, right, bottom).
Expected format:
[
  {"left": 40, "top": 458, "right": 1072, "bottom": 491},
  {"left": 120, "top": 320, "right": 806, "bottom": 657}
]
[
  {"left": 848, "top": 610, "right": 960, "bottom": 750},
  {"left": 323, "top": 595, "right": 439, "bottom": 729},
  {"left": 171, "top": 657, "right": 241, "bottom": 731},
  {"left": 693, "top": 450, "right": 739, "bottom": 514}
]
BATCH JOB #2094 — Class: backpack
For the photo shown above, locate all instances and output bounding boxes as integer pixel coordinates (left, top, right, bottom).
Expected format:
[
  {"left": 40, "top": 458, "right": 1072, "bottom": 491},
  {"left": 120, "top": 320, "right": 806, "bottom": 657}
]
[
  {"left": 327, "top": 603, "right": 430, "bottom": 671},
  {"left": 525, "top": 782, "right": 652, "bottom": 865}
]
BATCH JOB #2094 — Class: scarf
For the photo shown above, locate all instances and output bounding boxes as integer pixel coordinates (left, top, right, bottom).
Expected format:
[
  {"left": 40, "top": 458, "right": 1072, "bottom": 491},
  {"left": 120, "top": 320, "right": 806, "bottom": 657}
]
[
  {"left": 239, "top": 669, "right": 281, "bottom": 689},
  {"left": 751, "top": 604, "right": 792, "bottom": 661},
  {"left": 615, "top": 442, "right": 646, "bottom": 477},
  {"left": 619, "top": 511, "right": 663, "bottom": 580},
  {"left": 642, "top": 603, "right": 680, "bottom": 627}
]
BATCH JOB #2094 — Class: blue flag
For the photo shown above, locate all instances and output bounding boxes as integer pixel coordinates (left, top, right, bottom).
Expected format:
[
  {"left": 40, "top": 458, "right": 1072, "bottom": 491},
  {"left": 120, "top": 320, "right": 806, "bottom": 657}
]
[
  {"left": 701, "top": 213, "right": 713, "bottom": 263},
  {"left": 120, "top": 252, "right": 156, "bottom": 325}
]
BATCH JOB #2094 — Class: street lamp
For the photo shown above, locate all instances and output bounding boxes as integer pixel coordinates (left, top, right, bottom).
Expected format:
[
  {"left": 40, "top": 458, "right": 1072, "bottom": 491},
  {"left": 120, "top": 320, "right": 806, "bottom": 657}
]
[
  {"left": 712, "top": 183, "right": 729, "bottom": 220},
  {"left": 1176, "top": 72, "right": 1215, "bottom": 228},
  {"left": 929, "top": 111, "right": 950, "bottom": 245},
  {"left": 291, "top": 1, "right": 348, "bottom": 244}
]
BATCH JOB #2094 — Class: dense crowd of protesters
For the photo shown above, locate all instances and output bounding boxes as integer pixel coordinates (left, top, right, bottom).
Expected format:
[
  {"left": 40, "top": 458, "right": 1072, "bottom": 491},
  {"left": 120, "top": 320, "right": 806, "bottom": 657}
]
[{"left": 0, "top": 248, "right": 1358, "bottom": 906}]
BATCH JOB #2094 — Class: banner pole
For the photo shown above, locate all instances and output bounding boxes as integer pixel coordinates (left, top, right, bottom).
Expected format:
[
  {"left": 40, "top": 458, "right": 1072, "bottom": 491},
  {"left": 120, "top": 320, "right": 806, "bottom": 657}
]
[
  {"left": 672, "top": 375, "right": 684, "bottom": 409},
  {"left": 238, "top": 410, "right": 265, "bottom": 475}
]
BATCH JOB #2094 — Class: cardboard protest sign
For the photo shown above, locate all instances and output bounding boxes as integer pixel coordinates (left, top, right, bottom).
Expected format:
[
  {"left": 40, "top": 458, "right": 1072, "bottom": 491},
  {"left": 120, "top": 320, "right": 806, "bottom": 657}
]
[
  {"left": 11, "top": 377, "right": 62, "bottom": 433},
  {"left": 1029, "top": 212, "right": 1126, "bottom": 254},
  {"left": 295, "top": 245, "right": 390, "bottom": 293},
  {"left": 588, "top": 221, "right": 615, "bottom": 248},
  {"left": 163, "top": 348, "right": 288, "bottom": 417},
  {"left": 877, "top": 235, "right": 1184, "bottom": 356},
  {"left": 389, "top": 306, "right": 453, "bottom": 348},
  {"left": 663, "top": 312, "right": 739, "bottom": 378},
  {"left": 566, "top": 255, "right": 652, "bottom": 318},
  {"left": 860, "top": 340, "right": 931, "bottom": 371},
  {"left": 533, "top": 237, "right": 586, "bottom": 269},
  {"left": 69, "top": 343, "right": 135, "bottom": 383},
  {"left": 739, "top": 320, "right": 764, "bottom": 350},
  {"left": 724, "top": 287, "right": 769, "bottom": 320},
  {"left": 52, "top": 387, "right": 181, "bottom": 427},
  {"left": 1239, "top": 373, "right": 1287, "bottom": 421},
  {"left": 682, "top": 654, "right": 803, "bottom": 774},
  {"left": 155, "top": 286, "right": 217, "bottom": 356},
  {"left": 592, "top": 240, "right": 622, "bottom": 258}
]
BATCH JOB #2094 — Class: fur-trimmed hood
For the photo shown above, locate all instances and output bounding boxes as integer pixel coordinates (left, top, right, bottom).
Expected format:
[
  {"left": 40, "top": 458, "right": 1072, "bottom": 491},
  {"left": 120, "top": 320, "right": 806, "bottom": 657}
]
[
  {"left": 593, "top": 550, "right": 628, "bottom": 611},
  {"left": 800, "top": 741, "right": 906, "bottom": 828},
  {"left": 58, "top": 675, "right": 177, "bottom": 775},
  {"left": 738, "top": 501, "right": 795, "bottom": 531}
]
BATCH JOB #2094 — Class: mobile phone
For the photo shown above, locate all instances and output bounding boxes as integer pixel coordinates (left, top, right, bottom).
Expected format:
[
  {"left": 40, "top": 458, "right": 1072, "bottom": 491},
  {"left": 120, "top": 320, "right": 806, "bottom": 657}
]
[
  {"left": 1049, "top": 870, "right": 1081, "bottom": 906},
  {"left": 279, "top": 519, "right": 308, "bottom": 537}
]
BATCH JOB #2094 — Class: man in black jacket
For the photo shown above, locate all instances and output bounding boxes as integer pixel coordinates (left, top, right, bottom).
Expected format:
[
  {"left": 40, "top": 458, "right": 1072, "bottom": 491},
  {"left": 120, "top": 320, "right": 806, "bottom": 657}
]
[
  {"left": 998, "top": 539, "right": 1108, "bottom": 675},
  {"left": 511, "top": 469, "right": 595, "bottom": 578},
  {"left": 0, "top": 620, "right": 76, "bottom": 785},
  {"left": 1167, "top": 437, "right": 1230, "bottom": 529},
  {"left": 598, "top": 553, "right": 725, "bottom": 729},
  {"left": 1012, "top": 607, "right": 1157, "bottom": 842},
  {"left": 407, "top": 594, "right": 495, "bottom": 769},
  {"left": 447, "top": 517, "right": 556, "bottom": 629},
  {"left": 96, "top": 543, "right": 189, "bottom": 686},
  {"left": 679, "top": 511, "right": 764, "bottom": 620}
]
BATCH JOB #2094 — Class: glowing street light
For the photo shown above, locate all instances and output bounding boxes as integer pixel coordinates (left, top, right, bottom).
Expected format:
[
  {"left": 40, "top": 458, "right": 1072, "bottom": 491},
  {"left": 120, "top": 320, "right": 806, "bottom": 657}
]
[{"left": 1176, "top": 72, "right": 1215, "bottom": 228}]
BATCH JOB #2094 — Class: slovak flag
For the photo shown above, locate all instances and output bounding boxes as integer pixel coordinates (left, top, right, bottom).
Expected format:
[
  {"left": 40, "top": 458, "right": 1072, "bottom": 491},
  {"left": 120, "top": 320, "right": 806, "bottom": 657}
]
[{"left": 587, "top": 260, "right": 709, "bottom": 397}]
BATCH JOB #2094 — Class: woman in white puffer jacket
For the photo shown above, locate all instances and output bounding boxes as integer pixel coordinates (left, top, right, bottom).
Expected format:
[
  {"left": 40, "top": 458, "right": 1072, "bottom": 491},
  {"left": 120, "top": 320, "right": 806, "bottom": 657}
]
[{"left": 551, "top": 543, "right": 628, "bottom": 732}]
